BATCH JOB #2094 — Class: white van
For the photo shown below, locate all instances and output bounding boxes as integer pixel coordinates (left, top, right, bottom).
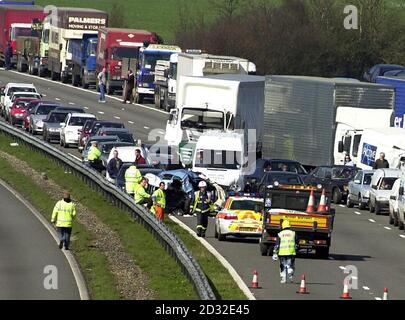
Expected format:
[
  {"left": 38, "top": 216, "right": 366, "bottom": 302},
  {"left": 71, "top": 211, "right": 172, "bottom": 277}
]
[
  {"left": 192, "top": 130, "right": 256, "bottom": 191},
  {"left": 389, "top": 178, "right": 404, "bottom": 229},
  {"left": 369, "top": 168, "right": 402, "bottom": 215}
]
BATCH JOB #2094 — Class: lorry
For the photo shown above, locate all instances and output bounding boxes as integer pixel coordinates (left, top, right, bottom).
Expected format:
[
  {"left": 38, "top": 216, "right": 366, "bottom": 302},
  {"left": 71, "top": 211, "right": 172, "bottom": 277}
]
[
  {"left": 260, "top": 184, "right": 335, "bottom": 258},
  {"left": 156, "top": 52, "right": 256, "bottom": 111},
  {"left": 337, "top": 127, "right": 405, "bottom": 170},
  {"left": 0, "top": 5, "right": 46, "bottom": 67},
  {"left": 263, "top": 76, "right": 395, "bottom": 169},
  {"left": 165, "top": 74, "right": 265, "bottom": 166},
  {"left": 376, "top": 76, "right": 405, "bottom": 128},
  {"left": 70, "top": 34, "right": 98, "bottom": 88},
  {"left": 47, "top": 7, "right": 108, "bottom": 83},
  {"left": 134, "top": 44, "right": 181, "bottom": 104},
  {"left": 95, "top": 28, "right": 157, "bottom": 95}
]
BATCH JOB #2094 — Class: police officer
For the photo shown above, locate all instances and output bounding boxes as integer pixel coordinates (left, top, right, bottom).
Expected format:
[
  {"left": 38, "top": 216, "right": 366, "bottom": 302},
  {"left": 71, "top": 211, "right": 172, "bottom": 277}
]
[
  {"left": 51, "top": 191, "right": 77, "bottom": 250},
  {"left": 87, "top": 141, "right": 102, "bottom": 171},
  {"left": 151, "top": 182, "right": 166, "bottom": 221},
  {"left": 124, "top": 163, "right": 142, "bottom": 196},
  {"left": 191, "top": 181, "right": 212, "bottom": 237},
  {"left": 273, "top": 220, "right": 298, "bottom": 283},
  {"left": 134, "top": 177, "right": 152, "bottom": 208}
]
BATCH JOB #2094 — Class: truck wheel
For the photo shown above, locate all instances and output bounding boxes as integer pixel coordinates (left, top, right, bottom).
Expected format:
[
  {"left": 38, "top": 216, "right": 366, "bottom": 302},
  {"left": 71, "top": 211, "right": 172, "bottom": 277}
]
[
  {"left": 346, "top": 195, "right": 354, "bottom": 208},
  {"left": 106, "top": 81, "right": 114, "bottom": 95},
  {"left": 61, "top": 73, "right": 69, "bottom": 84},
  {"left": 28, "top": 63, "right": 33, "bottom": 75},
  {"left": 135, "top": 92, "right": 144, "bottom": 104},
  {"left": 72, "top": 74, "right": 79, "bottom": 87},
  {"left": 316, "top": 247, "right": 330, "bottom": 259},
  {"left": 82, "top": 75, "right": 89, "bottom": 89},
  {"left": 333, "top": 188, "right": 342, "bottom": 204},
  {"left": 399, "top": 220, "right": 404, "bottom": 230},
  {"left": 39, "top": 66, "right": 46, "bottom": 77},
  {"left": 21, "top": 63, "right": 27, "bottom": 73},
  {"left": 17, "top": 58, "right": 22, "bottom": 72},
  {"left": 154, "top": 88, "right": 160, "bottom": 108},
  {"left": 51, "top": 68, "right": 58, "bottom": 81}
]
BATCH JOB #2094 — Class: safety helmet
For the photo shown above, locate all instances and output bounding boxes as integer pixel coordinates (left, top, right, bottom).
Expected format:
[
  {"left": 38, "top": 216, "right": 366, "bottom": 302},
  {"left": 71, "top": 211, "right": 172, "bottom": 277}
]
[
  {"left": 198, "top": 181, "right": 207, "bottom": 188},
  {"left": 282, "top": 220, "right": 291, "bottom": 230}
]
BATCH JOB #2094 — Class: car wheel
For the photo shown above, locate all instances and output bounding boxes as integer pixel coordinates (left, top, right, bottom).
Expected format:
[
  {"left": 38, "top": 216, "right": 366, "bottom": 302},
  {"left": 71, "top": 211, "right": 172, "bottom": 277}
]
[
  {"left": 333, "top": 188, "right": 342, "bottom": 204},
  {"left": 399, "top": 220, "right": 404, "bottom": 230},
  {"left": 346, "top": 195, "right": 354, "bottom": 208},
  {"left": 369, "top": 198, "right": 375, "bottom": 213},
  {"left": 217, "top": 227, "right": 226, "bottom": 241},
  {"left": 358, "top": 195, "right": 366, "bottom": 210},
  {"left": 375, "top": 202, "right": 381, "bottom": 215},
  {"left": 394, "top": 212, "right": 399, "bottom": 227}
]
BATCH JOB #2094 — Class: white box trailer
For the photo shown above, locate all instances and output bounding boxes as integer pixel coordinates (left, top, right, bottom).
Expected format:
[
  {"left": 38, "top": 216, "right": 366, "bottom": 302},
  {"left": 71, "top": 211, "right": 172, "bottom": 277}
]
[{"left": 165, "top": 74, "right": 265, "bottom": 165}]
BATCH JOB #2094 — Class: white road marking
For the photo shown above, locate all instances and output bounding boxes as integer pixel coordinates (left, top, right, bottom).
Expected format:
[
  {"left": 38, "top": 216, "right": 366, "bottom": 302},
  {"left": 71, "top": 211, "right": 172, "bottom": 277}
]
[
  {"left": 339, "top": 205, "right": 345, "bottom": 208},
  {"left": 375, "top": 297, "right": 382, "bottom": 300},
  {"left": 121, "top": 108, "right": 125, "bottom": 111},
  {"left": 363, "top": 286, "right": 370, "bottom": 291},
  {"left": 5, "top": 69, "right": 169, "bottom": 114},
  {"left": 339, "top": 266, "right": 346, "bottom": 270},
  {"left": 355, "top": 211, "right": 362, "bottom": 215},
  {"left": 69, "top": 102, "right": 75, "bottom": 105},
  {"left": 55, "top": 98, "right": 61, "bottom": 101},
  {"left": 84, "top": 107, "right": 89, "bottom": 110},
  {"left": 399, "top": 235, "right": 405, "bottom": 239},
  {"left": 144, "top": 126, "right": 150, "bottom": 129},
  {"left": 368, "top": 219, "right": 376, "bottom": 223},
  {"left": 42, "top": 94, "right": 47, "bottom": 97},
  {"left": 351, "top": 276, "right": 358, "bottom": 280},
  {"left": 97, "top": 111, "right": 105, "bottom": 115},
  {"left": 329, "top": 256, "right": 335, "bottom": 260},
  {"left": 128, "top": 121, "right": 134, "bottom": 124},
  {"left": 384, "top": 227, "right": 392, "bottom": 230},
  {"left": 114, "top": 116, "right": 120, "bottom": 120}
]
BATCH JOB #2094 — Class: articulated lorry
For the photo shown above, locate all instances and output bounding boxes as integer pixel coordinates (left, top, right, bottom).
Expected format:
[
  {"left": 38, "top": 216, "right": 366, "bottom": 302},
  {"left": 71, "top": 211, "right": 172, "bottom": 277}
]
[
  {"left": 70, "top": 34, "right": 98, "bottom": 88},
  {"left": 155, "top": 53, "right": 256, "bottom": 111},
  {"left": 0, "top": 5, "right": 46, "bottom": 67},
  {"left": 135, "top": 44, "right": 181, "bottom": 104},
  {"left": 47, "top": 7, "right": 108, "bottom": 83},
  {"left": 165, "top": 74, "right": 265, "bottom": 166},
  {"left": 263, "top": 76, "right": 395, "bottom": 168},
  {"left": 96, "top": 28, "right": 157, "bottom": 95}
]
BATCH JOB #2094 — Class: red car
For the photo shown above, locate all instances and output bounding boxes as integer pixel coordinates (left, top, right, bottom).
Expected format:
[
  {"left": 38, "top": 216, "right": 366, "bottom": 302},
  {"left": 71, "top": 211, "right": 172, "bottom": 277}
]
[
  {"left": 22, "top": 99, "right": 41, "bottom": 131},
  {"left": 8, "top": 98, "right": 37, "bottom": 126}
]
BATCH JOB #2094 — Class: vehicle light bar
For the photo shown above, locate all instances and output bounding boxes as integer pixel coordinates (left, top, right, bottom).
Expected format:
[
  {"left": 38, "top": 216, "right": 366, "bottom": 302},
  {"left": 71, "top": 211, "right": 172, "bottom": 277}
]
[{"left": 227, "top": 192, "right": 262, "bottom": 198}]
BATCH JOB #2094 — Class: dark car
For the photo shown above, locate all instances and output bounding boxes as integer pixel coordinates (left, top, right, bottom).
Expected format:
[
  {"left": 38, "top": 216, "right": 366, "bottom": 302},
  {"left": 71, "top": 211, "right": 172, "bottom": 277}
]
[
  {"left": 304, "top": 165, "right": 360, "bottom": 204},
  {"left": 253, "top": 171, "right": 305, "bottom": 194},
  {"left": 80, "top": 120, "right": 125, "bottom": 150},
  {"left": 96, "top": 127, "right": 135, "bottom": 144},
  {"left": 42, "top": 110, "right": 70, "bottom": 142},
  {"left": 363, "top": 64, "right": 405, "bottom": 83},
  {"left": 115, "top": 163, "right": 163, "bottom": 191}
]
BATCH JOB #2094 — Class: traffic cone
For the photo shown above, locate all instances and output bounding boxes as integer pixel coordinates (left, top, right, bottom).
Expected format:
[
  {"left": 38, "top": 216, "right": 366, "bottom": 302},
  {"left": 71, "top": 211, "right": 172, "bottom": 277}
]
[
  {"left": 296, "top": 274, "right": 309, "bottom": 294},
  {"left": 306, "top": 190, "right": 315, "bottom": 213},
  {"left": 317, "top": 189, "right": 327, "bottom": 213},
  {"left": 251, "top": 270, "right": 261, "bottom": 289},
  {"left": 340, "top": 280, "right": 351, "bottom": 299},
  {"left": 383, "top": 288, "right": 388, "bottom": 300}
]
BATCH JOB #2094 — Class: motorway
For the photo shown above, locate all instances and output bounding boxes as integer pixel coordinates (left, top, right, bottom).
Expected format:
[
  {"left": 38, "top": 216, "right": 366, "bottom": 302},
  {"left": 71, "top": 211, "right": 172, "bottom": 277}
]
[
  {"left": 1, "top": 68, "right": 405, "bottom": 300},
  {"left": 0, "top": 182, "right": 80, "bottom": 299}
]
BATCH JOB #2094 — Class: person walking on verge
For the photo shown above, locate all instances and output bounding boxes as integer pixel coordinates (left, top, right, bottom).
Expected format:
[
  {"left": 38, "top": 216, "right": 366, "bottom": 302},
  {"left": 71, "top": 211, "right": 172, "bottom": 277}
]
[
  {"left": 124, "top": 162, "right": 142, "bottom": 197},
  {"left": 51, "top": 191, "right": 77, "bottom": 250},
  {"left": 190, "top": 181, "right": 212, "bottom": 237},
  {"left": 5, "top": 42, "right": 13, "bottom": 70},
  {"left": 373, "top": 152, "right": 389, "bottom": 169},
  {"left": 98, "top": 67, "right": 107, "bottom": 103},
  {"left": 122, "top": 69, "right": 135, "bottom": 104},
  {"left": 151, "top": 182, "right": 166, "bottom": 221},
  {"left": 273, "top": 220, "right": 298, "bottom": 283}
]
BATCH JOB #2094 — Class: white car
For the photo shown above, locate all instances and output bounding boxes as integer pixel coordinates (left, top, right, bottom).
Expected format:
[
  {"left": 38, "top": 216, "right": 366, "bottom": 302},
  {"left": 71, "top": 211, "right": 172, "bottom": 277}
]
[
  {"left": 0, "top": 83, "right": 37, "bottom": 117},
  {"left": 214, "top": 195, "right": 263, "bottom": 241},
  {"left": 60, "top": 113, "right": 96, "bottom": 148},
  {"left": 389, "top": 178, "right": 403, "bottom": 229},
  {"left": 5, "top": 91, "right": 42, "bottom": 119},
  {"left": 369, "top": 168, "right": 402, "bottom": 215}
]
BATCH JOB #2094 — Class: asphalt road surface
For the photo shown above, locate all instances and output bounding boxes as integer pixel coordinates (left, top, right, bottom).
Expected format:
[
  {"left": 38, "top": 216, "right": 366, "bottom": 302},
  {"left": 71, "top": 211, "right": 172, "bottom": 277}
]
[
  {"left": 1, "top": 68, "right": 404, "bottom": 300},
  {"left": 0, "top": 183, "right": 80, "bottom": 299}
]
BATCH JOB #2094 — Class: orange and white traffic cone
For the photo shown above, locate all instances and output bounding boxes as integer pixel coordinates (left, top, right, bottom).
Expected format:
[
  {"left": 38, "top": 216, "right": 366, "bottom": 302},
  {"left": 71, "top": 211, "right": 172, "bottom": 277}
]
[
  {"left": 317, "top": 189, "right": 327, "bottom": 213},
  {"left": 383, "top": 288, "right": 388, "bottom": 300},
  {"left": 340, "top": 280, "right": 351, "bottom": 299},
  {"left": 306, "top": 190, "right": 315, "bottom": 213},
  {"left": 297, "top": 274, "right": 309, "bottom": 294},
  {"left": 251, "top": 270, "right": 261, "bottom": 289}
]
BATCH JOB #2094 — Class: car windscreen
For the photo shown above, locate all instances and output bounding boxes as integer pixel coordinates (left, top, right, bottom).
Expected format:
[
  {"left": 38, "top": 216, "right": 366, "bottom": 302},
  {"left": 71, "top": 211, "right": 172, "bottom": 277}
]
[
  {"left": 181, "top": 109, "right": 224, "bottom": 130},
  {"left": 379, "top": 178, "right": 398, "bottom": 190},
  {"left": 48, "top": 113, "right": 67, "bottom": 123},
  {"left": 194, "top": 149, "right": 242, "bottom": 170},
  {"left": 101, "top": 143, "right": 129, "bottom": 155},
  {"left": 229, "top": 200, "right": 263, "bottom": 211},
  {"left": 112, "top": 47, "right": 139, "bottom": 60},
  {"left": 83, "top": 120, "right": 95, "bottom": 132},
  {"left": 13, "top": 94, "right": 40, "bottom": 100},
  {"left": 116, "top": 133, "right": 134, "bottom": 143},
  {"left": 92, "top": 122, "right": 124, "bottom": 134},
  {"left": 266, "top": 161, "right": 307, "bottom": 174},
  {"left": 332, "top": 167, "right": 356, "bottom": 179},
  {"left": 264, "top": 173, "right": 303, "bottom": 185},
  {"left": 69, "top": 117, "right": 92, "bottom": 127},
  {"left": 36, "top": 105, "right": 58, "bottom": 115},
  {"left": 8, "top": 87, "right": 36, "bottom": 95},
  {"left": 14, "top": 100, "right": 31, "bottom": 108},
  {"left": 363, "top": 174, "right": 373, "bottom": 185}
]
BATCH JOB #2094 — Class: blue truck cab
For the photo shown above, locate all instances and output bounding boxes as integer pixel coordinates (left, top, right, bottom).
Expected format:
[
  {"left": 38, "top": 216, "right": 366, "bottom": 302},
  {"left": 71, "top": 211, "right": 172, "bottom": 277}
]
[
  {"left": 135, "top": 44, "right": 181, "bottom": 104},
  {"left": 70, "top": 35, "right": 98, "bottom": 88}
]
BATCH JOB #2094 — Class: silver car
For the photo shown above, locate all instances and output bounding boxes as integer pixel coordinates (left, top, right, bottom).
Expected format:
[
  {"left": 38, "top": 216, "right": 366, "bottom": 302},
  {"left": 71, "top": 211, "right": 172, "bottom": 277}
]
[
  {"left": 346, "top": 170, "right": 374, "bottom": 209},
  {"left": 42, "top": 111, "right": 69, "bottom": 142},
  {"left": 29, "top": 102, "right": 61, "bottom": 135}
]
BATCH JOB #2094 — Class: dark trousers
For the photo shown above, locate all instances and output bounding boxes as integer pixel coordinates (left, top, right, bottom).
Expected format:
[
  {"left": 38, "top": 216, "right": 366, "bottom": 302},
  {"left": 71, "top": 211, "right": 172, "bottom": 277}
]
[
  {"left": 5, "top": 57, "right": 11, "bottom": 70},
  {"left": 138, "top": 197, "right": 153, "bottom": 209},
  {"left": 196, "top": 211, "right": 209, "bottom": 231},
  {"left": 57, "top": 227, "right": 72, "bottom": 249}
]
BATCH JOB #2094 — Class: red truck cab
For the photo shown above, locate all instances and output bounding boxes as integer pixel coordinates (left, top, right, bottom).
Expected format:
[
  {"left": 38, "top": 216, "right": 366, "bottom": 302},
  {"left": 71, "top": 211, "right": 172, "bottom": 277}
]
[
  {"left": 0, "top": 5, "right": 46, "bottom": 67},
  {"left": 96, "top": 28, "right": 158, "bottom": 95}
]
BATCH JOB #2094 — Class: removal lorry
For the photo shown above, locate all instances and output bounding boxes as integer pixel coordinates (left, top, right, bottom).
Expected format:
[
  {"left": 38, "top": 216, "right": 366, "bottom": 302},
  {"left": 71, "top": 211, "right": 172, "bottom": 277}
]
[
  {"left": 134, "top": 44, "right": 181, "bottom": 104},
  {"left": 96, "top": 28, "right": 157, "bottom": 95},
  {"left": 165, "top": 74, "right": 265, "bottom": 166},
  {"left": 0, "top": 5, "right": 46, "bottom": 67},
  {"left": 376, "top": 76, "right": 405, "bottom": 128},
  {"left": 47, "top": 7, "right": 108, "bottom": 83},
  {"left": 263, "top": 76, "right": 395, "bottom": 168}
]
